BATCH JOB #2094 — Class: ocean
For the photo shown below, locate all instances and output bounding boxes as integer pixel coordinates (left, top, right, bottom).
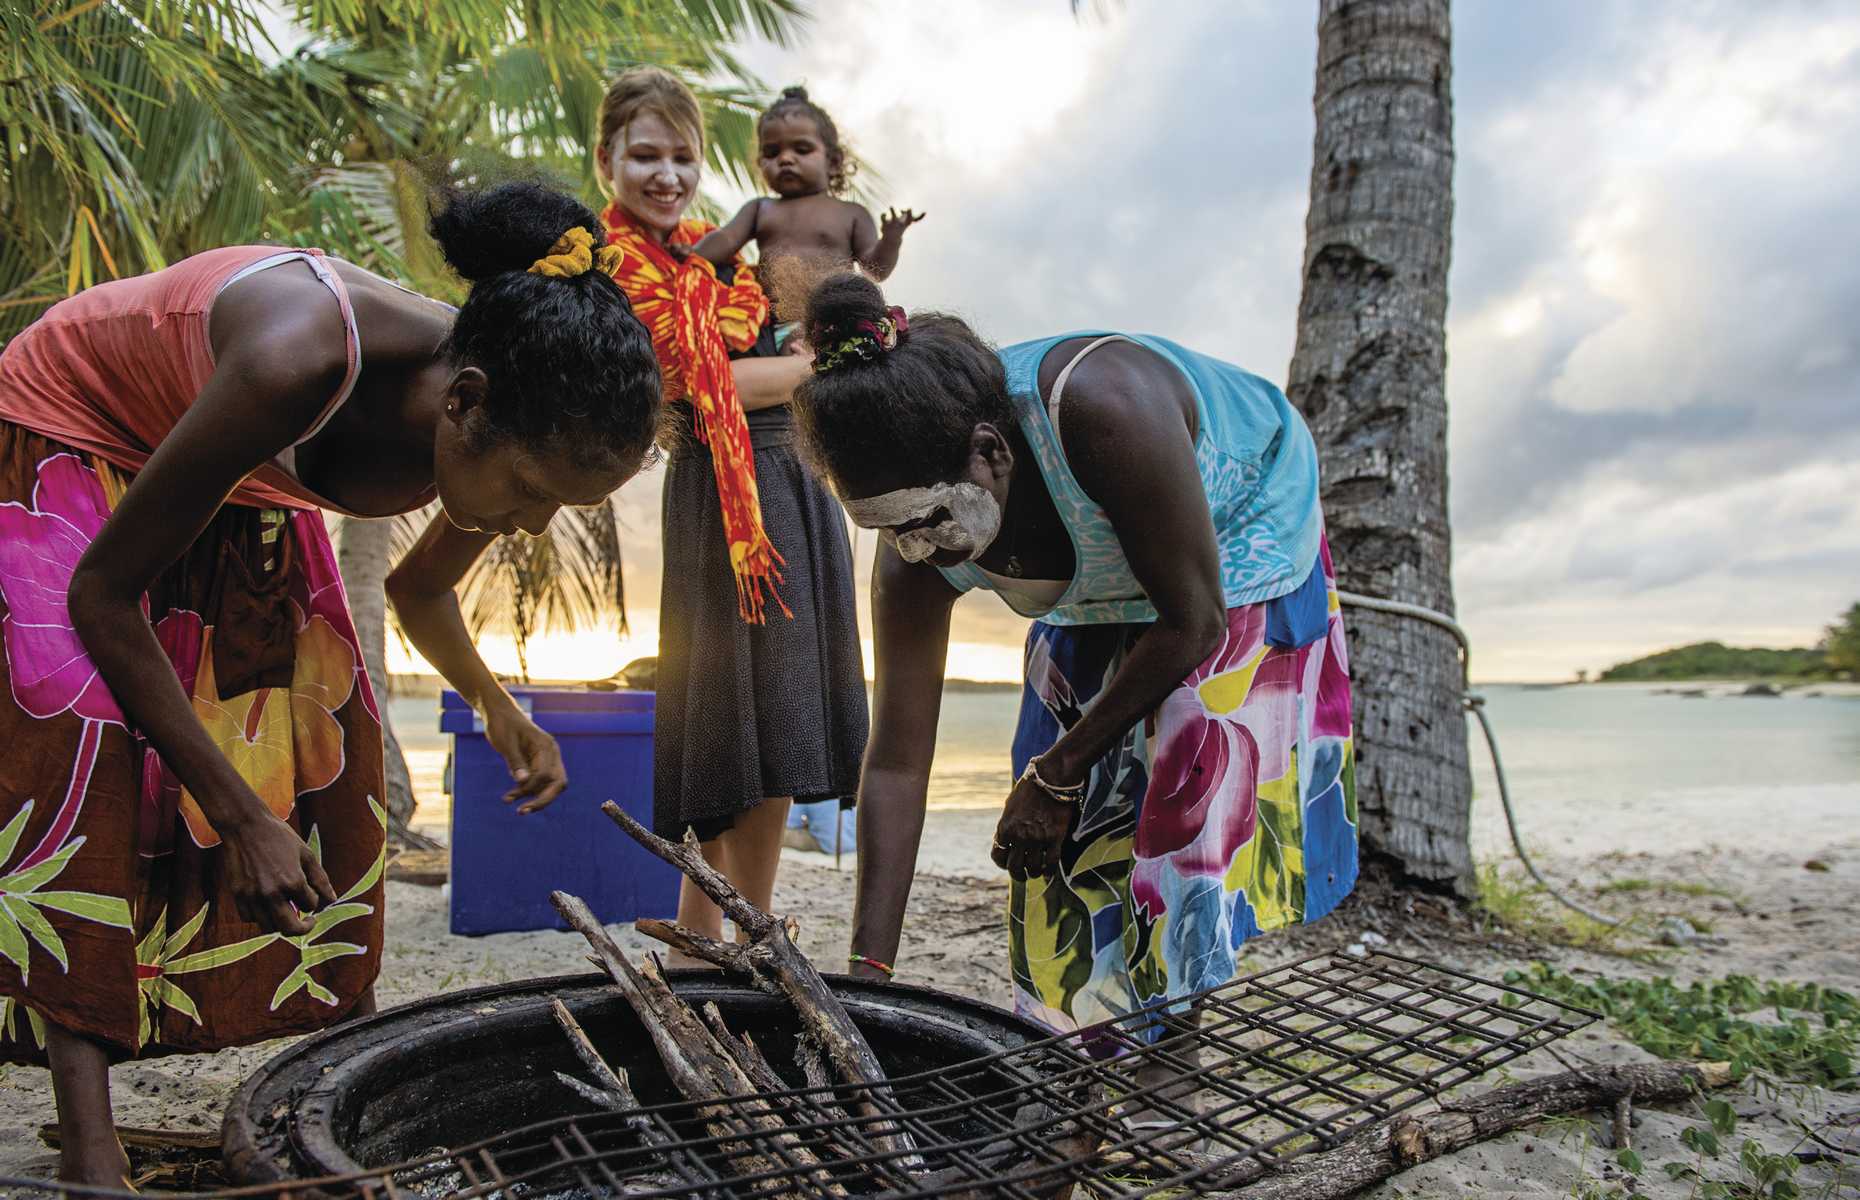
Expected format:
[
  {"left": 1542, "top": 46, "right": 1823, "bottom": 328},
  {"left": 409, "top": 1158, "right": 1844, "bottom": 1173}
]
[{"left": 390, "top": 682, "right": 1860, "bottom": 860}]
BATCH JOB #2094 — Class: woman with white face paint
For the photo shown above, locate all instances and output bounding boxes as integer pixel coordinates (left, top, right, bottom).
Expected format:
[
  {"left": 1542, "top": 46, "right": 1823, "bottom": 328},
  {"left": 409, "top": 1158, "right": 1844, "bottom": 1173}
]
[
  {"left": 792, "top": 272, "right": 1358, "bottom": 1043},
  {"left": 591, "top": 68, "right": 868, "bottom": 958}
]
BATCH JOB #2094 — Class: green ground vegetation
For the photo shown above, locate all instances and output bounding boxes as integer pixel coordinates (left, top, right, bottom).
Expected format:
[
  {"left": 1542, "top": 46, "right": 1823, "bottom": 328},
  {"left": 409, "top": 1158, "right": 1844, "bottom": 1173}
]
[{"left": 1519, "top": 966, "right": 1859, "bottom": 1199}]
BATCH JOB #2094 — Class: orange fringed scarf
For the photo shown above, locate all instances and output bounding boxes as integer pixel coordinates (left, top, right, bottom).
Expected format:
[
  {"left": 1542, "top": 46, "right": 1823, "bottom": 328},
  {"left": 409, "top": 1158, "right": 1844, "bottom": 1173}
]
[{"left": 600, "top": 202, "right": 788, "bottom": 623}]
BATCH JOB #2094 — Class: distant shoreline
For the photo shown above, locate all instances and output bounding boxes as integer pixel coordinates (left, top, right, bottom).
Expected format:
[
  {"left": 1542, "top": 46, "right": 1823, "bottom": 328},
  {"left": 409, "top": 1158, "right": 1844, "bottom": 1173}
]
[
  {"left": 386, "top": 672, "right": 1857, "bottom": 697},
  {"left": 387, "top": 673, "right": 1024, "bottom": 697}
]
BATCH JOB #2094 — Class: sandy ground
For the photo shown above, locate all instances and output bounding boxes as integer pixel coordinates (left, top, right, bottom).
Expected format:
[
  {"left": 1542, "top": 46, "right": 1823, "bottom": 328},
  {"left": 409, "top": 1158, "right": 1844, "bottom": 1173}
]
[{"left": 2, "top": 823, "right": 1857, "bottom": 1197}]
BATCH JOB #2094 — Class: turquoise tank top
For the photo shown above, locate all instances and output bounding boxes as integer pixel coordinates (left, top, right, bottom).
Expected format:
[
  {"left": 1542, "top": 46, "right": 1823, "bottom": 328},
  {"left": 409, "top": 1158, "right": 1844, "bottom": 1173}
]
[{"left": 936, "top": 332, "right": 1322, "bottom": 626}]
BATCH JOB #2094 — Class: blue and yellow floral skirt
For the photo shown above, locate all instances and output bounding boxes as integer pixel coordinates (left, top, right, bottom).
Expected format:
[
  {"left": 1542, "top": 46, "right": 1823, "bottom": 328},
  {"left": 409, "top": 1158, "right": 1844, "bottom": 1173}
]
[{"left": 1009, "top": 540, "right": 1356, "bottom": 1034}]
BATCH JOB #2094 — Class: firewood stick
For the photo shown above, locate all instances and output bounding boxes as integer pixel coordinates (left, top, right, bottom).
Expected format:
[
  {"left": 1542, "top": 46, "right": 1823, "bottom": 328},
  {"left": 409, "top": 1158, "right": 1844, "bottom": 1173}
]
[
  {"left": 603, "top": 804, "right": 896, "bottom": 1102},
  {"left": 554, "top": 892, "right": 758, "bottom": 1107},
  {"left": 797, "top": 1037, "right": 834, "bottom": 1092},
  {"left": 701, "top": 1007, "right": 869, "bottom": 1165},
  {"left": 549, "top": 1000, "right": 701, "bottom": 1181},
  {"left": 1187, "top": 1060, "right": 1736, "bottom": 1200},
  {"left": 636, "top": 918, "right": 749, "bottom": 970},
  {"left": 551, "top": 998, "right": 636, "bottom": 1101},
  {"left": 36, "top": 1124, "right": 219, "bottom": 1152},
  {"left": 550, "top": 971, "right": 739, "bottom": 1192},
  {"left": 604, "top": 803, "right": 918, "bottom": 1163},
  {"left": 551, "top": 891, "right": 844, "bottom": 1194},
  {"left": 700, "top": 1003, "right": 789, "bottom": 1095},
  {"left": 555, "top": 1072, "right": 628, "bottom": 1112},
  {"left": 551, "top": 894, "right": 724, "bottom": 1105},
  {"left": 604, "top": 805, "right": 771, "bottom": 933},
  {"left": 631, "top": 960, "right": 846, "bottom": 1198},
  {"left": 642, "top": 909, "right": 882, "bottom": 1100}
]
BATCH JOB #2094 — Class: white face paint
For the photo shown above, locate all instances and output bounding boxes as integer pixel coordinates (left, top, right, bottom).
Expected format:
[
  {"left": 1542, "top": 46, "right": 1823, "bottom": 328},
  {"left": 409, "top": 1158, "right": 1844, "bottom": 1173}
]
[{"left": 842, "top": 481, "right": 1003, "bottom": 564}]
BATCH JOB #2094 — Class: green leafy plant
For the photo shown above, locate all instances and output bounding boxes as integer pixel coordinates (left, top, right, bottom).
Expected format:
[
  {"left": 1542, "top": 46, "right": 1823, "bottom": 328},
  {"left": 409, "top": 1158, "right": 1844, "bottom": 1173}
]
[
  {"left": 1508, "top": 965, "right": 1859, "bottom": 1088},
  {"left": 1566, "top": 1101, "right": 1823, "bottom": 1200}
]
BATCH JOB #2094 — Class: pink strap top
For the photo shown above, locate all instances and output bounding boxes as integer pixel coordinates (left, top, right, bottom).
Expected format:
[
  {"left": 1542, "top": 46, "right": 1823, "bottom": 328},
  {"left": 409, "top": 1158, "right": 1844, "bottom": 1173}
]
[{"left": 0, "top": 246, "right": 430, "bottom": 514}]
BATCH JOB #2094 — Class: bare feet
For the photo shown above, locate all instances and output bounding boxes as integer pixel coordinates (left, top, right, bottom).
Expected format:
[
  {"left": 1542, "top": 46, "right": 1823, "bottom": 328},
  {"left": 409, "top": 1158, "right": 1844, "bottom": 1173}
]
[
  {"left": 59, "top": 1134, "right": 134, "bottom": 1191},
  {"left": 46, "top": 1019, "right": 134, "bottom": 1191}
]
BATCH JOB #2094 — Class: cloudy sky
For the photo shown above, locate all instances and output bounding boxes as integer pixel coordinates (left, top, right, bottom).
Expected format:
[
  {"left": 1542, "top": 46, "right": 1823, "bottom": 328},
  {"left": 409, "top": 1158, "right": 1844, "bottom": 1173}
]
[{"left": 454, "top": 0, "right": 1860, "bottom": 683}]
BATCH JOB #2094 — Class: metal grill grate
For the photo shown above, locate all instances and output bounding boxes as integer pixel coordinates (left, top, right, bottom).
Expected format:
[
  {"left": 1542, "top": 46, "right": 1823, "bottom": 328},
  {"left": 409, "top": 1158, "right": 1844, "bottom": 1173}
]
[{"left": 7, "top": 952, "right": 1595, "bottom": 1200}]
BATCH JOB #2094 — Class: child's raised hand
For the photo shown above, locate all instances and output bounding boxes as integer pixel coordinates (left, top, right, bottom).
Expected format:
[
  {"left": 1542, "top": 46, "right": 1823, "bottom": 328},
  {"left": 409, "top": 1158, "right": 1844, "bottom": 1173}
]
[{"left": 880, "top": 207, "right": 925, "bottom": 240}]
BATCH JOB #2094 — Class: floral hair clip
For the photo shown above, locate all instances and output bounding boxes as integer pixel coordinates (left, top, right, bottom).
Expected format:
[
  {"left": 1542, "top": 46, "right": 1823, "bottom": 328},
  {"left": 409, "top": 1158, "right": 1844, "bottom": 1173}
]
[{"left": 813, "top": 306, "right": 910, "bottom": 374}]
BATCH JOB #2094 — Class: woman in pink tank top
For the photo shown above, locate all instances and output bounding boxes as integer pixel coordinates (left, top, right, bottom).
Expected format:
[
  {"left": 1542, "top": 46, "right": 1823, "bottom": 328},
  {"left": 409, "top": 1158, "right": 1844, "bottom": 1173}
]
[{"left": 0, "top": 182, "right": 662, "bottom": 1187}]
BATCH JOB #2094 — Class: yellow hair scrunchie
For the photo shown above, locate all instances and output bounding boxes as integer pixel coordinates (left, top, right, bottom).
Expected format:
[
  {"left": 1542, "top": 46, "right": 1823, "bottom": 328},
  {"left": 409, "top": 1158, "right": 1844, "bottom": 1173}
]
[{"left": 528, "top": 226, "right": 598, "bottom": 278}]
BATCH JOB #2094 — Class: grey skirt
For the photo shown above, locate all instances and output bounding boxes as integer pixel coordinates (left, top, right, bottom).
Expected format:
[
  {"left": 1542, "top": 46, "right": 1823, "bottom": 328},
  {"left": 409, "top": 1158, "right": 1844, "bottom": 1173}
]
[{"left": 653, "top": 405, "right": 869, "bottom": 840}]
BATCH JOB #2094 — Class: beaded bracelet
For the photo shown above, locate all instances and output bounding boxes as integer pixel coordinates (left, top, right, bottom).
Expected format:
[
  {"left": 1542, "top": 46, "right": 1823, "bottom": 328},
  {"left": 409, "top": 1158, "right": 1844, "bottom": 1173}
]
[{"left": 848, "top": 954, "right": 895, "bottom": 978}]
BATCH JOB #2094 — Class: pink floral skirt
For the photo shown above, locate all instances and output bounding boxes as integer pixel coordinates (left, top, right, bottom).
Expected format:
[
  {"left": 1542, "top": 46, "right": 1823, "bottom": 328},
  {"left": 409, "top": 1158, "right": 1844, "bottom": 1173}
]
[{"left": 0, "top": 423, "right": 383, "bottom": 1064}]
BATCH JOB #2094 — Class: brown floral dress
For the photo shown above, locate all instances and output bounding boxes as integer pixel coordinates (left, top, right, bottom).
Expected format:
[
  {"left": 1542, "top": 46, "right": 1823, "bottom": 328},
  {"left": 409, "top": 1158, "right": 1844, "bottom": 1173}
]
[{"left": 0, "top": 423, "right": 384, "bottom": 1064}]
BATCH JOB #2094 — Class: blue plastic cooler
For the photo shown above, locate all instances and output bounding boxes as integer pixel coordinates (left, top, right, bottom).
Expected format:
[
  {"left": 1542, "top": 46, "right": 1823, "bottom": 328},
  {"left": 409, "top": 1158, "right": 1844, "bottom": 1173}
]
[{"left": 440, "top": 686, "right": 679, "bottom": 935}]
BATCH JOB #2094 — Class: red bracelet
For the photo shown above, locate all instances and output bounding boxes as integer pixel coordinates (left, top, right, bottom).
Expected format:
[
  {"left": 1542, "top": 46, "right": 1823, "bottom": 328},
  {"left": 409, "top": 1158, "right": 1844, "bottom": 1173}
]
[{"left": 848, "top": 954, "right": 895, "bottom": 978}]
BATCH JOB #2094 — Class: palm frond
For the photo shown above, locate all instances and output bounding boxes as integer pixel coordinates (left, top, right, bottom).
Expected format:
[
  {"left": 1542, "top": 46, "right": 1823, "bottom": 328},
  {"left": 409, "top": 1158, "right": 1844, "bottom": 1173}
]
[
  {"left": 453, "top": 502, "right": 627, "bottom": 680},
  {"left": 4, "top": 0, "right": 815, "bottom": 657},
  {"left": 0, "top": 2, "right": 328, "bottom": 337}
]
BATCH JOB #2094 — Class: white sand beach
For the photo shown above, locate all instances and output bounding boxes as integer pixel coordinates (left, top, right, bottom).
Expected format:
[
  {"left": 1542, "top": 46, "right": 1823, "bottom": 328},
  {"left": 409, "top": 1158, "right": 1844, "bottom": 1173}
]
[{"left": 3, "top": 683, "right": 1855, "bottom": 1192}]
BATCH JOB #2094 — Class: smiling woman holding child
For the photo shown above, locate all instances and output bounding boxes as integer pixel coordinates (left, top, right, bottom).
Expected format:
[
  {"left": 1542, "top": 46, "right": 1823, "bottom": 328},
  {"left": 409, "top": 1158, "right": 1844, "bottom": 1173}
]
[{"left": 592, "top": 68, "right": 873, "bottom": 958}]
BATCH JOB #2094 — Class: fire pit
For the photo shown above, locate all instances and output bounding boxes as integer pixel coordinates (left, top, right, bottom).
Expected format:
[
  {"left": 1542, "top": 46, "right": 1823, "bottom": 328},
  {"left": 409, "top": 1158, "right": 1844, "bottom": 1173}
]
[
  {"left": 222, "top": 969, "right": 1052, "bottom": 1188},
  {"left": 223, "top": 952, "right": 1598, "bottom": 1200}
]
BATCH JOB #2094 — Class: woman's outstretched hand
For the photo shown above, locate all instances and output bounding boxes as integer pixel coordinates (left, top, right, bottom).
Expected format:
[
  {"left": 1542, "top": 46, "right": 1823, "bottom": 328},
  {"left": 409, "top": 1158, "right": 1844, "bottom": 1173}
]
[
  {"left": 990, "top": 775, "right": 1074, "bottom": 881},
  {"left": 483, "top": 698, "right": 569, "bottom": 814}
]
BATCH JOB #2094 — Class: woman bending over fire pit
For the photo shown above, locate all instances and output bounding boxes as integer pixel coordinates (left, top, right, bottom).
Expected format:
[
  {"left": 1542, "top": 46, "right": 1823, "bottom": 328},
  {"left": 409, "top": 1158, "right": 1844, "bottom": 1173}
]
[
  {"left": 792, "top": 273, "right": 1357, "bottom": 1036},
  {"left": 0, "top": 181, "right": 662, "bottom": 1187}
]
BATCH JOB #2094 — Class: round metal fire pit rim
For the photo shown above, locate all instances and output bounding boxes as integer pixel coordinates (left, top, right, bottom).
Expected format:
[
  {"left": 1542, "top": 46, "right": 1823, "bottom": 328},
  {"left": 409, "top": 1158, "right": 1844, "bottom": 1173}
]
[{"left": 223, "top": 969, "right": 1050, "bottom": 1188}]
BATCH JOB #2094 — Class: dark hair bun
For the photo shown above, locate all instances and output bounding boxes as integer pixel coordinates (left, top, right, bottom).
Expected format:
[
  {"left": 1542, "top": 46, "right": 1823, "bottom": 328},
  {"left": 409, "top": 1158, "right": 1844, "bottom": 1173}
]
[
  {"left": 804, "top": 272, "right": 889, "bottom": 349},
  {"left": 781, "top": 84, "right": 810, "bottom": 101},
  {"left": 792, "top": 288, "right": 1010, "bottom": 496},
  {"left": 430, "top": 180, "right": 662, "bottom": 477},
  {"left": 429, "top": 180, "right": 601, "bottom": 284}
]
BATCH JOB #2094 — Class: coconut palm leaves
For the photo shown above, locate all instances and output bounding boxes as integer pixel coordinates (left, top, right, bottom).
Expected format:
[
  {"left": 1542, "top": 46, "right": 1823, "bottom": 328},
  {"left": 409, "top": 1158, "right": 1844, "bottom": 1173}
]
[
  {"left": 2, "top": 1, "right": 808, "bottom": 340},
  {"left": 456, "top": 502, "right": 629, "bottom": 682},
  {"left": 0, "top": 2, "right": 306, "bottom": 336}
]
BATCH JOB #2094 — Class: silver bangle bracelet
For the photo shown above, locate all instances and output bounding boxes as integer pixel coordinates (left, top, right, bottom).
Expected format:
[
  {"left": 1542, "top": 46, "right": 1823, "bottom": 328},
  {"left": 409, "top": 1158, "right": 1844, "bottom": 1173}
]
[{"left": 1022, "top": 753, "right": 1087, "bottom": 805}]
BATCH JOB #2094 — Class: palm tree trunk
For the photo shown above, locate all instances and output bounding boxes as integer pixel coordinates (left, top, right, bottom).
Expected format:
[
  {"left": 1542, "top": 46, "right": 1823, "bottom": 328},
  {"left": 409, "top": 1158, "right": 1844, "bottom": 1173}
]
[
  {"left": 336, "top": 515, "right": 431, "bottom": 848},
  {"left": 1286, "top": 0, "right": 1472, "bottom": 894}
]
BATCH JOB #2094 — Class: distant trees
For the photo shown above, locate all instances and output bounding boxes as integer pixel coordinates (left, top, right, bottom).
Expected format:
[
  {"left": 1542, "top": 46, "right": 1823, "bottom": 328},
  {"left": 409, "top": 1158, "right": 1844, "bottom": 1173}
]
[
  {"left": 1825, "top": 602, "right": 1860, "bottom": 676},
  {"left": 1600, "top": 600, "right": 1860, "bottom": 682}
]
